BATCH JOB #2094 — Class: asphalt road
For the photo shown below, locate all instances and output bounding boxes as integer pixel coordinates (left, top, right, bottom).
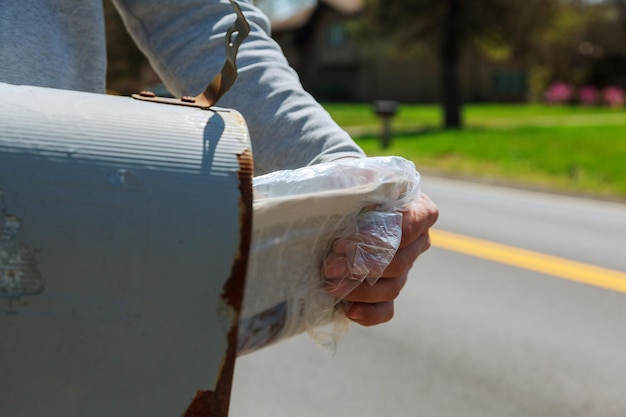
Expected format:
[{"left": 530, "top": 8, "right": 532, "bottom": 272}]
[{"left": 229, "top": 176, "right": 626, "bottom": 417}]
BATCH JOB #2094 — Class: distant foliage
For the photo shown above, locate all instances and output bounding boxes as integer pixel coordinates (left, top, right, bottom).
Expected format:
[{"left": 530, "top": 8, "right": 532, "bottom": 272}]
[
  {"left": 104, "top": 0, "right": 158, "bottom": 94},
  {"left": 578, "top": 85, "right": 599, "bottom": 106},
  {"left": 357, "top": 0, "right": 559, "bottom": 129},
  {"left": 535, "top": 1, "right": 626, "bottom": 99},
  {"left": 602, "top": 86, "right": 626, "bottom": 108},
  {"left": 544, "top": 81, "right": 574, "bottom": 104},
  {"left": 545, "top": 81, "right": 625, "bottom": 108}
]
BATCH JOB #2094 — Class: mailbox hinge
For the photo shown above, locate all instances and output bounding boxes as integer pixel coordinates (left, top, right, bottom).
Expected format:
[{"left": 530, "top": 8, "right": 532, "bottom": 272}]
[{"left": 132, "top": 0, "right": 250, "bottom": 110}]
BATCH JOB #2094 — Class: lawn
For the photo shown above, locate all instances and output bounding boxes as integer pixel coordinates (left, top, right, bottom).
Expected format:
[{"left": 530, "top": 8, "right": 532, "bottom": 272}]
[{"left": 323, "top": 103, "right": 626, "bottom": 200}]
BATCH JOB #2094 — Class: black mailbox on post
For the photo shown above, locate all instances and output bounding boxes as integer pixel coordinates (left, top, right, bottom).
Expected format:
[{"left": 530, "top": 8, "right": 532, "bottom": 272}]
[{"left": 373, "top": 100, "right": 399, "bottom": 149}]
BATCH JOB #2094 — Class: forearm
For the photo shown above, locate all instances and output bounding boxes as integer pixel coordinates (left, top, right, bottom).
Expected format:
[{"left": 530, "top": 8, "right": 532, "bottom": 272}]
[{"left": 112, "top": 0, "right": 364, "bottom": 175}]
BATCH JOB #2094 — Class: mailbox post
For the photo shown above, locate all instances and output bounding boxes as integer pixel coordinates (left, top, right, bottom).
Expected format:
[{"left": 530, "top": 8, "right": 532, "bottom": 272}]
[{"left": 373, "top": 100, "right": 399, "bottom": 149}]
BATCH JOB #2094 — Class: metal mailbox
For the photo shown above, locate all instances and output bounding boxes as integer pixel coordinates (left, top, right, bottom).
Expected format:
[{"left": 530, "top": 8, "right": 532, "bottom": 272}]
[{"left": 0, "top": 81, "right": 252, "bottom": 417}]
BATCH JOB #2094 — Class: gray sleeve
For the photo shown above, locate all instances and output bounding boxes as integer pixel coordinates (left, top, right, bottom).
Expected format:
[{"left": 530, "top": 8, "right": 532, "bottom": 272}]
[
  {"left": 0, "top": 1, "right": 107, "bottom": 93},
  {"left": 111, "top": 0, "right": 365, "bottom": 175}
]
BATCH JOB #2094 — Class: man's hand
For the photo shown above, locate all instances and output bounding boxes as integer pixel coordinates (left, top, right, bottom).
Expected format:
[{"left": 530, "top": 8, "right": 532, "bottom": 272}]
[{"left": 323, "top": 193, "right": 439, "bottom": 326}]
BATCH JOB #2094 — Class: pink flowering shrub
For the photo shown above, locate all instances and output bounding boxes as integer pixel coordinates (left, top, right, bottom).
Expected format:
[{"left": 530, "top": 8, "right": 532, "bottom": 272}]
[
  {"left": 578, "top": 85, "right": 599, "bottom": 106},
  {"left": 544, "top": 81, "right": 574, "bottom": 104},
  {"left": 602, "top": 86, "right": 625, "bottom": 108},
  {"left": 542, "top": 82, "right": 625, "bottom": 108}
]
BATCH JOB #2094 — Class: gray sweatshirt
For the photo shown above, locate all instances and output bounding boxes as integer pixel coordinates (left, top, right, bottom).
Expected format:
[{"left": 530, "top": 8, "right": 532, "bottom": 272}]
[{"left": 0, "top": 0, "right": 364, "bottom": 175}]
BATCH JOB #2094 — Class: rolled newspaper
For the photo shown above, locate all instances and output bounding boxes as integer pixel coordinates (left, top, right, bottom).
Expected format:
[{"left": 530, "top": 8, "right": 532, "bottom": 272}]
[{"left": 239, "top": 156, "right": 421, "bottom": 355}]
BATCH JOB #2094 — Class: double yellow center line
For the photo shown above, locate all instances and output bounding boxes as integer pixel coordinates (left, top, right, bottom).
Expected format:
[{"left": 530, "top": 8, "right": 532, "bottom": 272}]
[{"left": 430, "top": 229, "right": 626, "bottom": 294}]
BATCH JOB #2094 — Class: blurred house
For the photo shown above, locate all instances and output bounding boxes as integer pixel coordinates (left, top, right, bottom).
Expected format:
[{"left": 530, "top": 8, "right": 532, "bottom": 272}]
[{"left": 270, "top": 0, "right": 527, "bottom": 103}]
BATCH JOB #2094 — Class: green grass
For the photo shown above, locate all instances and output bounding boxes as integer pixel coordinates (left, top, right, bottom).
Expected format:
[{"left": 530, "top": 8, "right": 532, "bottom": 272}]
[{"left": 323, "top": 103, "right": 626, "bottom": 200}]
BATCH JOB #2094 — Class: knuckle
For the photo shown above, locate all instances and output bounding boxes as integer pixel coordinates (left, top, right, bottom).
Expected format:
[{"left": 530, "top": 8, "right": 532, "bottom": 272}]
[
  {"left": 386, "top": 279, "right": 404, "bottom": 300},
  {"left": 390, "top": 252, "right": 412, "bottom": 275},
  {"left": 422, "top": 233, "right": 432, "bottom": 252},
  {"left": 420, "top": 193, "right": 439, "bottom": 224}
]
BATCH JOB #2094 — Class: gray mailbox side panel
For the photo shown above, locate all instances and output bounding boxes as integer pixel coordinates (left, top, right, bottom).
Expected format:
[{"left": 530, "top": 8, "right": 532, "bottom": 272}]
[{"left": 0, "top": 83, "right": 252, "bottom": 417}]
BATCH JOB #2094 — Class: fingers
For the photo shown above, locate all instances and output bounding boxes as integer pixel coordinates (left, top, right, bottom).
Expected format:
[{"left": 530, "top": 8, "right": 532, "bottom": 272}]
[
  {"left": 381, "top": 193, "right": 438, "bottom": 277},
  {"left": 327, "top": 272, "right": 408, "bottom": 304},
  {"left": 322, "top": 192, "right": 439, "bottom": 327},
  {"left": 382, "top": 230, "right": 431, "bottom": 277},
  {"left": 399, "top": 193, "right": 439, "bottom": 249},
  {"left": 345, "top": 301, "right": 395, "bottom": 326}
]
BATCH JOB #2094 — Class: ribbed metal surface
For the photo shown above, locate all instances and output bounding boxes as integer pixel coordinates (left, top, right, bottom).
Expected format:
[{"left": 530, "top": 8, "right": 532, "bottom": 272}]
[
  {"left": 1, "top": 83, "right": 248, "bottom": 175},
  {"left": 0, "top": 83, "right": 252, "bottom": 417}
]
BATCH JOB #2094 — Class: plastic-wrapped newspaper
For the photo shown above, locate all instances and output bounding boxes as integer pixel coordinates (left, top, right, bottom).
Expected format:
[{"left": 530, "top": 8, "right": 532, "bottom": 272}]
[{"left": 238, "top": 156, "right": 421, "bottom": 355}]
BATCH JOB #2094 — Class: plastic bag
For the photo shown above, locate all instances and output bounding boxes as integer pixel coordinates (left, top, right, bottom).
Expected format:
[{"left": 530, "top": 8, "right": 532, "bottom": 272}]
[{"left": 238, "top": 156, "right": 421, "bottom": 355}]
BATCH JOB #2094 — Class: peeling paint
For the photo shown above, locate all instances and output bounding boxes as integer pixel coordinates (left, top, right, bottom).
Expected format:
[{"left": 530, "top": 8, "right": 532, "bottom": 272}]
[
  {"left": 107, "top": 169, "right": 142, "bottom": 188},
  {"left": 0, "top": 190, "right": 43, "bottom": 299}
]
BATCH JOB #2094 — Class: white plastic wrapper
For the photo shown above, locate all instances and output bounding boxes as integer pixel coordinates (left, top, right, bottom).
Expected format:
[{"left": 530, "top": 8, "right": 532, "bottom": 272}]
[{"left": 238, "top": 156, "right": 421, "bottom": 355}]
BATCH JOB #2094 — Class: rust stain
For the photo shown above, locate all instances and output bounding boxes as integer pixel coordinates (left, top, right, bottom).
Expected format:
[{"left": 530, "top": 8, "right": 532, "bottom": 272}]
[{"left": 182, "top": 148, "right": 253, "bottom": 417}]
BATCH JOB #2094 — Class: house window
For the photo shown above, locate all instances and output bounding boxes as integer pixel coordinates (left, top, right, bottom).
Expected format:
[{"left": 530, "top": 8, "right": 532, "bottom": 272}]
[
  {"left": 492, "top": 69, "right": 526, "bottom": 96},
  {"left": 327, "top": 22, "right": 346, "bottom": 48}
]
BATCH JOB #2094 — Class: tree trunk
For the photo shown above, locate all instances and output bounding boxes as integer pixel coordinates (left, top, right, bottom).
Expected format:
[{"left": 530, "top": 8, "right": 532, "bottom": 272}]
[
  {"left": 616, "top": 0, "right": 626, "bottom": 32},
  {"left": 440, "top": 0, "right": 463, "bottom": 129}
]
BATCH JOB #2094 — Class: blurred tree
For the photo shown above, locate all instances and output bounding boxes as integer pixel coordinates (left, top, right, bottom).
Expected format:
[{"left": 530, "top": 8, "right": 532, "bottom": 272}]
[
  {"left": 530, "top": 0, "right": 626, "bottom": 90},
  {"left": 358, "top": 0, "right": 558, "bottom": 129},
  {"left": 617, "top": 0, "right": 626, "bottom": 29}
]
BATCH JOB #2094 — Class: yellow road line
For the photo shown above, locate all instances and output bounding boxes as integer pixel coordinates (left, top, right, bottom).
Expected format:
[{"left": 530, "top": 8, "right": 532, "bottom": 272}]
[{"left": 430, "top": 229, "right": 626, "bottom": 294}]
